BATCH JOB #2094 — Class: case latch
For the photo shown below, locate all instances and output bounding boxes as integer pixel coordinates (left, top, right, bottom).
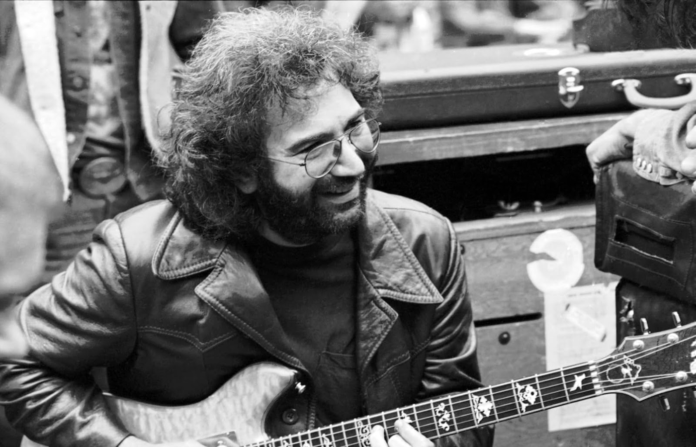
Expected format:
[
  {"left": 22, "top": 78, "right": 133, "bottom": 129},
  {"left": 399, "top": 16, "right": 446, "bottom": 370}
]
[{"left": 558, "top": 67, "right": 584, "bottom": 109}]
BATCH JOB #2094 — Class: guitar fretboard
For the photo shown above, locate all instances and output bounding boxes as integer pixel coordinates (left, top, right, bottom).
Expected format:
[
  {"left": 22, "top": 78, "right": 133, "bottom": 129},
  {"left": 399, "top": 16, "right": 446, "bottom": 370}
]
[{"left": 252, "top": 361, "right": 602, "bottom": 447}]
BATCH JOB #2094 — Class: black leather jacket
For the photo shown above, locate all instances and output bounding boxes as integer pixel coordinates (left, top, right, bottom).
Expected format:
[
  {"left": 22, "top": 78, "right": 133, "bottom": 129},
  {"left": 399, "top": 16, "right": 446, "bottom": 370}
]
[{"left": 0, "top": 190, "right": 493, "bottom": 447}]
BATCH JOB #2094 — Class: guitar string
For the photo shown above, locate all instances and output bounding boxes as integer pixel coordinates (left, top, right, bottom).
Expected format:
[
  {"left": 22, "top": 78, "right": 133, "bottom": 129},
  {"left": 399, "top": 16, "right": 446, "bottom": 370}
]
[{"left": 252, "top": 330, "right": 696, "bottom": 447}]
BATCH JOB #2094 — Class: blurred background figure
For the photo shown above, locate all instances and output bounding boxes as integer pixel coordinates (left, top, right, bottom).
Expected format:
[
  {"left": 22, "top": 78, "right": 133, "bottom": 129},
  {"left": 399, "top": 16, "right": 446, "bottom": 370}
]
[
  {"left": 0, "top": 0, "right": 223, "bottom": 292},
  {"left": 320, "top": 0, "right": 584, "bottom": 52},
  {"left": 0, "top": 95, "right": 61, "bottom": 358},
  {"left": 0, "top": 94, "right": 63, "bottom": 446},
  {"left": 222, "top": 1, "right": 584, "bottom": 52}
]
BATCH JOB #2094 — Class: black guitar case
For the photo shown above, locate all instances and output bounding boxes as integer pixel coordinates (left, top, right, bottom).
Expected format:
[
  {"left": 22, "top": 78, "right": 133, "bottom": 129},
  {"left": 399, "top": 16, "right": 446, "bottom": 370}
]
[{"left": 378, "top": 45, "right": 696, "bottom": 130}]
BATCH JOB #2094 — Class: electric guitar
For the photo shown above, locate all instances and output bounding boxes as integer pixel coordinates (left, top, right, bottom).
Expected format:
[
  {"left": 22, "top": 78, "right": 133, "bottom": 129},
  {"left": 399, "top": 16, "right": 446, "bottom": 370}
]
[{"left": 24, "top": 320, "right": 696, "bottom": 447}]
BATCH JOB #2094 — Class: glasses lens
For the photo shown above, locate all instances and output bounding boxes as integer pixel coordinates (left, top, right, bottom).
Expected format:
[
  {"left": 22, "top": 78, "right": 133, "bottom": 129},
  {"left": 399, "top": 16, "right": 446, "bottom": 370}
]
[
  {"left": 305, "top": 141, "right": 341, "bottom": 178},
  {"left": 349, "top": 120, "right": 380, "bottom": 154}
]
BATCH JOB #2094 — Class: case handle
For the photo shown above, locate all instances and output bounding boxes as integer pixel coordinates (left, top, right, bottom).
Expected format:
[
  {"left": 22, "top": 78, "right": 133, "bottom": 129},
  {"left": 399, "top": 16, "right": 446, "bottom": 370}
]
[{"left": 612, "top": 73, "right": 696, "bottom": 109}]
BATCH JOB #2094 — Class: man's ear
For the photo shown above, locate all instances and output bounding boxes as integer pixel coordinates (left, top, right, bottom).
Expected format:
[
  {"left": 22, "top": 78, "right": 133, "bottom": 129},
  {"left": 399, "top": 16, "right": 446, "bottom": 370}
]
[{"left": 235, "top": 171, "right": 258, "bottom": 194}]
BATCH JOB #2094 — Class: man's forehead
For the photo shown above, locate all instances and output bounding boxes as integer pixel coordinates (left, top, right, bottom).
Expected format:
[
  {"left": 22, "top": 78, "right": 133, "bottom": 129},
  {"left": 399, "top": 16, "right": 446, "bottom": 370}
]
[{"left": 266, "top": 81, "right": 332, "bottom": 128}]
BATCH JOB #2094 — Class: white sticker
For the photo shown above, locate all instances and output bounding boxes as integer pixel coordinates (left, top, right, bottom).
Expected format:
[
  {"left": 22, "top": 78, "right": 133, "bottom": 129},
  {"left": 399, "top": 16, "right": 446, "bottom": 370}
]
[
  {"left": 527, "top": 229, "right": 584, "bottom": 293},
  {"left": 564, "top": 303, "right": 607, "bottom": 342}
]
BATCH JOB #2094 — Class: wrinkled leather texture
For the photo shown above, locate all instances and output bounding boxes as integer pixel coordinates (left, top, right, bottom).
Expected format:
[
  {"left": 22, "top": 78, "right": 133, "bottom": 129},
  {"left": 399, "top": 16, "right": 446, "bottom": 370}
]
[
  {"left": 595, "top": 160, "right": 696, "bottom": 304},
  {"left": 632, "top": 101, "right": 696, "bottom": 185},
  {"left": 0, "top": 190, "right": 492, "bottom": 447}
]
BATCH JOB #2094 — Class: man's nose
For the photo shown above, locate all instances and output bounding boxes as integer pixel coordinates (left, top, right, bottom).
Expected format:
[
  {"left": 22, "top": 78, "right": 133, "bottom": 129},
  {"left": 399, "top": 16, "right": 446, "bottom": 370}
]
[{"left": 330, "top": 139, "right": 366, "bottom": 178}]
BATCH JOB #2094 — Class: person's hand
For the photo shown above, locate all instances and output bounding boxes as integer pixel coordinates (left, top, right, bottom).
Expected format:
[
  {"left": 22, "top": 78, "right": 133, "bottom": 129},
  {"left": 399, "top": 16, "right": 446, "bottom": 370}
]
[
  {"left": 586, "top": 111, "right": 650, "bottom": 183},
  {"left": 368, "top": 419, "right": 434, "bottom": 447}
]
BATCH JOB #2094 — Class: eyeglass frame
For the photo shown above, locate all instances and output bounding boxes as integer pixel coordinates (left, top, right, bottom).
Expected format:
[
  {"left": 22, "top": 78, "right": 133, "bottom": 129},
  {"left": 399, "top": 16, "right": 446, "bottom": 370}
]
[{"left": 263, "top": 118, "right": 381, "bottom": 179}]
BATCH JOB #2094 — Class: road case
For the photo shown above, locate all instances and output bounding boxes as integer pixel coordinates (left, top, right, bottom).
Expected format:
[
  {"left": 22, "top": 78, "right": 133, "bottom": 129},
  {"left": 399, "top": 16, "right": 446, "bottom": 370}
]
[{"left": 378, "top": 44, "right": 696, "bottom": 130}]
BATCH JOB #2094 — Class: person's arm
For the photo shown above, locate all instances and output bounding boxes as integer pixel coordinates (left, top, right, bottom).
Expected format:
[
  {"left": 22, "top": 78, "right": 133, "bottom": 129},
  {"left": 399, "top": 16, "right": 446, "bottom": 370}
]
[
  {"left": 586, "top": 102, "right": 696, "bottom": 190},
  {"left": 0, "top": 221, "right": 137, "bottom": 447},
  {"left": 169, "top": 1, "right": 225, "bottom": 61}
]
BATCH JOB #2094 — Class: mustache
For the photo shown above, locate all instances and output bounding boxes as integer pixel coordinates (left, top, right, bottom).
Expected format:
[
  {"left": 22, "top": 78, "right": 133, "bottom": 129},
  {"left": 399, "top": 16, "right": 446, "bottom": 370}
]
[
  {"left": 316, "top": 174, "right": 368, "bottom": 194},
  {"left": 316, "top": 152, "right": 377, "bottom": 194}
]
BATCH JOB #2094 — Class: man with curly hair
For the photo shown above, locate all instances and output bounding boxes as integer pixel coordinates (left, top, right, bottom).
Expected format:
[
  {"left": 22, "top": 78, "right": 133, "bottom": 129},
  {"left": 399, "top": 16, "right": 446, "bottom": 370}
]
[{"left": 0, "top": 8, "right": 492, "bottom": 447}]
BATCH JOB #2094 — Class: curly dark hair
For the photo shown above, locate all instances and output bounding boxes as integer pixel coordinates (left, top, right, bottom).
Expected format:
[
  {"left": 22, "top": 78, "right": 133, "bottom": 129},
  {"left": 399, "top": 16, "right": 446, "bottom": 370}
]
[
  {"left": 156, "top": 7, "right": 382, "bottom": 241},
  {"left": 612, "top": 0, "right": 696, "bottom": 48}
]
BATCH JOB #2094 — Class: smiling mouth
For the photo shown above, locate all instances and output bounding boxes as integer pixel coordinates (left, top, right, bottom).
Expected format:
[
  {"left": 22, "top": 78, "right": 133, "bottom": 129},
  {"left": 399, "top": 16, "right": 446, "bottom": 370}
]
[{"left": 320, "top": 183, "right": 360, "bottom": 203}]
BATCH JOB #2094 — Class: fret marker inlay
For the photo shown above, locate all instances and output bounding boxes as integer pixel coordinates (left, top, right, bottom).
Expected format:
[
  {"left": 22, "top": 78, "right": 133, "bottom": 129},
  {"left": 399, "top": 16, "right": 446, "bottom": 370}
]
[
  {"left": 570, "top": 374, "right": 586, "bottom": 392},
  {"left": 472, "top": 394, "right": 494, "bottom": 424},
  {"left": 435, "top": 403, "right": 452, "bottom": 432},
  {"left": 516, "top": 383, "right": 538, "bottom": 412}
]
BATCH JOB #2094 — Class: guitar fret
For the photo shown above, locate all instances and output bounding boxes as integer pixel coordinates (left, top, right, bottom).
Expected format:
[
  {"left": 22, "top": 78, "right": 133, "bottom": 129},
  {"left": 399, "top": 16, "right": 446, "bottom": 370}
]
[
  {"left": 339, "top": 421, "right": 349, "bottom": 447},
  {"left": 560, "top": 365, "right": 571, "bottom": 402},
  {"left": 534, "top": 375, "right": 545, "bottom": 408},
  {"left": 317, "top": 426, "right": 333, "bottom": 447},
  {"left": 431, "top": 397, "right": 456, "bottom": 437},
  {"left": 299, "top": 430, "right": 312, "bottom": 447},
  {"left": 418, "top": 400, "right": 437, "bottom": 438},
  {"left": 329, "top": 425, "right": 337, "bottom": 447},
  {"left": 488, "top": 386, "right": 499, "bottom": 422},
  {"left": 449, "top": 391, "right": 471, "bottom": 431},
  {"left": 542, "top": 370, "right": 570, "bottom": 408},
  {"left": 395, "top": 404, "right": 418, "bottom": 436},
  {"left": 381, "top": 411, "right": 393, "bottom": 438},
  {"left": 469, "top": 386, "right": 496, "bottom": 427},
  {"left": 429, "top": 400, "right": 441, "bottom": 437},
  {"left": 411, "top": 404, "right": 421, "bottom": 432},
  {"left": 565, "top": 363, "right": 597, "bottom": 401},
  {"left": 512, "top": 376, "right": 543, "bottom": 415},
  {"left": 447, "top": 395, "right": 459, "bottom": 432},
  {"left": 510, "top": 381, "right": 522, "bottom": 416}
]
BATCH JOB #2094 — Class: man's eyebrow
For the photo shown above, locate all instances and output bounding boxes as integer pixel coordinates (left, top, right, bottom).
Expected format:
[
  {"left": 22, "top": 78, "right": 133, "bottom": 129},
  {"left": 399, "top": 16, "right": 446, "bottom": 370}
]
[{"left": 283, "top": 108, "right": 366, "bottom": 155}]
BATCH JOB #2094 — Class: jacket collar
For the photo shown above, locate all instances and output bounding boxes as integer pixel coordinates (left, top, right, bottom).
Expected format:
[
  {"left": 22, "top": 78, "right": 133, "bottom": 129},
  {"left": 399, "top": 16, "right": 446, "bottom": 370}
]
[{"left": 151, "top": 192, "right": 444, "bottom": 371}]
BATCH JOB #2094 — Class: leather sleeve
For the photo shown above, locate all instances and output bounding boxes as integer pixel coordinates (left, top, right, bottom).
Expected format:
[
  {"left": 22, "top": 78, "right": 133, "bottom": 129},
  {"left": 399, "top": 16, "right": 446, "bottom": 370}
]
[
  {"left": 633, "top": 101, "right": 696, "bottom": 185},
  {"left": 0, "top": 220, "right": 137, "bottom": 447},
  {"left": 416, "top": 222, "right": 494, "bottom": 447},
  {"left": 169, "top": 0, "right": 225, "bottom": 61}
]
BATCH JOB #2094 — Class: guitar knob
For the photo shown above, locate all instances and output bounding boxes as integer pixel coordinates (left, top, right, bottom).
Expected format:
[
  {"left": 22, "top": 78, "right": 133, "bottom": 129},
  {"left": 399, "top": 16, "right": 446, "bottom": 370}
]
[
  {"left": 660, "top": 396, "right": 671, "bottom": 411},
  {"left": 672, "top": 312, "right": 682, "bottom": 327},
  {"left": 640, "top": 318, "right": 650, "bottom": 334}
]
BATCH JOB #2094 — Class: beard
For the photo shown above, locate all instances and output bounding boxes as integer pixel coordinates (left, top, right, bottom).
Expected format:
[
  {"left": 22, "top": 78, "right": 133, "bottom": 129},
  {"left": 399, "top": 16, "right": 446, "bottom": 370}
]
[{"left": 254, "top": 170, "right": 370, "bottom": 246}]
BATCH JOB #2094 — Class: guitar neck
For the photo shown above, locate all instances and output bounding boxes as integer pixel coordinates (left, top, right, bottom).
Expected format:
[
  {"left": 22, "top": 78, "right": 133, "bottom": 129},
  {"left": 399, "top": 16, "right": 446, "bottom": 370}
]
[{"left": 255, "top": 361, "right": 603, "bottom": 447}]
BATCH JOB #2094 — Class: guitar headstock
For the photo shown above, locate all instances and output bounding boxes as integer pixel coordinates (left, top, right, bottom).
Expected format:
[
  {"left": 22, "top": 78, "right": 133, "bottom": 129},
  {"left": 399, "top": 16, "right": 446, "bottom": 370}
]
[{"left": 598, "top": 314, "right": 696, "bottom": 402}]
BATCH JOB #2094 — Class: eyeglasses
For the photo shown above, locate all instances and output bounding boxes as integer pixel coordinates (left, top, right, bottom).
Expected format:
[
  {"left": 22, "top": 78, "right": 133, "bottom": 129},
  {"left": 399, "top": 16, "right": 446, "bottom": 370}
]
[{"left": 265, "top": 119, "right": 381, "bottom": 179}]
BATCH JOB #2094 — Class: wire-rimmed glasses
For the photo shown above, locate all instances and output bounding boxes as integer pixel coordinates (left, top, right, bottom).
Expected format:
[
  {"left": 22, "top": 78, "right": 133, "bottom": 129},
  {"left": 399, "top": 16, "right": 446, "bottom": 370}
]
[{"left": 265, "top": 119, "right": 381, "bottom": 179}]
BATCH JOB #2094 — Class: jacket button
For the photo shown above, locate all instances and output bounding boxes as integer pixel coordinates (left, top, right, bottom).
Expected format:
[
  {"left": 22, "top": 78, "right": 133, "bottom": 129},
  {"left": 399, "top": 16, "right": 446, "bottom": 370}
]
[
  {"left": 66, "top": 132, "right": 76, "bottom": 144},
  {"left": 281, "top": 408, "right": 299, "bottom": 425}
]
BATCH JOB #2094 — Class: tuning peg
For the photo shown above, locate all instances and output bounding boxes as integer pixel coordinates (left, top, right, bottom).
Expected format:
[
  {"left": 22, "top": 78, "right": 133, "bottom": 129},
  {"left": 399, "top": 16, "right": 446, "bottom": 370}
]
[
  {"left": 672, "top": 312, "right": 682, "bottom": 327},
  {"left": 660, "top": 396, "right": 671, "bottom": 411},
  {"left": 640, "top": 318, "right": 650, "bottom": 334}
]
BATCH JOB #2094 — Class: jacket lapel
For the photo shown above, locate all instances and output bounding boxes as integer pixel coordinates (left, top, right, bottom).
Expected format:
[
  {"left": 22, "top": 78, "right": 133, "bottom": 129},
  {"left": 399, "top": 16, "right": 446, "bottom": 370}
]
[
  {"left": 355, "top": 193, "right": 444, "bottom": 378},
  {"left": 152, "top": 213, "right": 304, "bottom": 372}
]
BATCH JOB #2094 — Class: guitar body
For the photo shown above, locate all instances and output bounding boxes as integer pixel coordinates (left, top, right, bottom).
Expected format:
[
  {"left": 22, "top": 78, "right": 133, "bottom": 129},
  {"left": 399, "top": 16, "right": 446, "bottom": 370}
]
[{"left": 22, "top": 362, "right": 300, "bottom": 447}]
